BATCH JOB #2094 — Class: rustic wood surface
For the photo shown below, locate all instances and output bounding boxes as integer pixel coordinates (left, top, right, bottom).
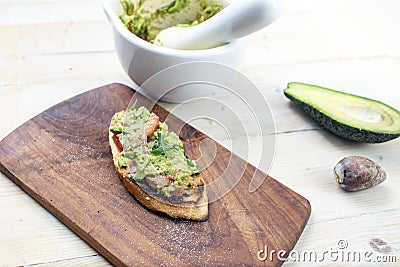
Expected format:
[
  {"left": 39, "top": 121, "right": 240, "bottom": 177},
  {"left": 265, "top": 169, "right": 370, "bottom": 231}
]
[
  {"left": 1, "top": 0, "right": 399, "bottom": 266},
  {"left": 0, "top": 84, "right": 310, "bottom": 266}
]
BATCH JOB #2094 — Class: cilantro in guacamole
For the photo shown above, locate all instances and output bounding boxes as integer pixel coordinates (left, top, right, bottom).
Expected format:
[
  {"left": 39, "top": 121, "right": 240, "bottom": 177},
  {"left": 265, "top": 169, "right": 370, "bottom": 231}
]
[{"left": 111, "top": 106, "right": 199, "bottom": 191}]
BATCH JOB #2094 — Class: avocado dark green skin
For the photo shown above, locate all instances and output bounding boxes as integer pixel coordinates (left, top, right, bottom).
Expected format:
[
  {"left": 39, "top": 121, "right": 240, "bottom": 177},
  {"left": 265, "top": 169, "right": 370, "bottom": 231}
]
[{"left": 284, "top": 93, "right": 400, "bottom": 143}]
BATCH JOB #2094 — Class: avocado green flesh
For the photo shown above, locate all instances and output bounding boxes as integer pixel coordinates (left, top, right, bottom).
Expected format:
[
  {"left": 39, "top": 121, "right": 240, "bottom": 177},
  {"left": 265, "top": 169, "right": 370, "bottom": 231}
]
[{"left": 284, "top": 82, "right": 400, "bottom": 143}]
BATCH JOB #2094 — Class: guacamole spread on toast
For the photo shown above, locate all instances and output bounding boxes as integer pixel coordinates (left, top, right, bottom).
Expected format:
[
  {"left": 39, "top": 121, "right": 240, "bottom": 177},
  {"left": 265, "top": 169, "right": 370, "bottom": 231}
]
[{"left": 110, "top": 105, "right": 200, "bottom": 197}]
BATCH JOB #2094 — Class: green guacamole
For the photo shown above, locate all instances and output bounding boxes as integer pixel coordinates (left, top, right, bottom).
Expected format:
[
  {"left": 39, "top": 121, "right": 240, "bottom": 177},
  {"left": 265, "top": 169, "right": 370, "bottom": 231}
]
[
  {"left": 110, "top": 106, "right": 199, "bottom": 186},
  {"left": 119, "top": 0, "right": 224, "bottom": 42}
]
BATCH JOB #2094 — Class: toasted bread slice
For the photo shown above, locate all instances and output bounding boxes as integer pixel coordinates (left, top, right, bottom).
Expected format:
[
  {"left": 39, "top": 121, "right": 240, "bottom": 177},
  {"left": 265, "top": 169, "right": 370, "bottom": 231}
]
[{"left": 109, "top": 107, "right": 208, "bottom": 221}]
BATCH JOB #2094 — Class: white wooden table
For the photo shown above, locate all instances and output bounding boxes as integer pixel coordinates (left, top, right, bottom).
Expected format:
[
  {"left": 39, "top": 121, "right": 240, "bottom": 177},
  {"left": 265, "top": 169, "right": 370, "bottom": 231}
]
[{"left": 1, "top": 0, "right": 399, "bottom": 266}]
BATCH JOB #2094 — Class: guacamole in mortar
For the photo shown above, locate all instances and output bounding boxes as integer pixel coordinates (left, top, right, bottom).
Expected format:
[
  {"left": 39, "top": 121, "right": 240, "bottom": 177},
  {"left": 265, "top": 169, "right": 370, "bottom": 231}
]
[{"left": 119, "top": 0, "right": 224, "bottom": 42}]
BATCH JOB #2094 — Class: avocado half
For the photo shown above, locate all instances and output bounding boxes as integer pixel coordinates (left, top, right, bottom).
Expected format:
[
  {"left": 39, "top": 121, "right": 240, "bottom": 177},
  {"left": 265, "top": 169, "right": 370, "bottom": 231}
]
[{"left": 284, "top": 82, "right": 400, "bottom": 143}]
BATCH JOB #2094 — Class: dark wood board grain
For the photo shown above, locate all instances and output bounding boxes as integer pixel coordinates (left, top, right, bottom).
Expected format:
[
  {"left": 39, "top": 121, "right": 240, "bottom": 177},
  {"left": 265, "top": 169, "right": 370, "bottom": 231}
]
[{"left": 0, "top": 83, "right": 311, "bottom": 266}]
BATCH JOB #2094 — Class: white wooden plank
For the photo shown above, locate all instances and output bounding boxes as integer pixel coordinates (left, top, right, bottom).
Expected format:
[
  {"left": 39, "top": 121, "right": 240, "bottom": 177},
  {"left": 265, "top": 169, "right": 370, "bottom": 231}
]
[
  {"left": 0, "top": 0, "right": 106, "bottom": 26},
  {"left": 285, "top": 210, "right": 400, "bottom": 266}
]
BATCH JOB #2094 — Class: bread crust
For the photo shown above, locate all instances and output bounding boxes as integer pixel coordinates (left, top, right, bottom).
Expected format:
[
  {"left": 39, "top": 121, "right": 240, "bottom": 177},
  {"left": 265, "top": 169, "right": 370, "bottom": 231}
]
[{"left": 109, "top": 111, "right": 208, "bottom": 221}]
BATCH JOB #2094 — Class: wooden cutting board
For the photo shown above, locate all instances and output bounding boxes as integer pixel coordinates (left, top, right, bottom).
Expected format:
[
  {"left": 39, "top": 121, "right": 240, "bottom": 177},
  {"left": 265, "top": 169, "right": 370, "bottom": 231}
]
[{"left": 0, "top": 83, "right": 311, "bottom": 266}]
